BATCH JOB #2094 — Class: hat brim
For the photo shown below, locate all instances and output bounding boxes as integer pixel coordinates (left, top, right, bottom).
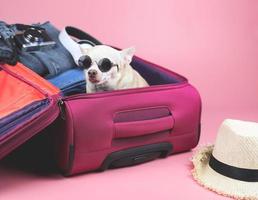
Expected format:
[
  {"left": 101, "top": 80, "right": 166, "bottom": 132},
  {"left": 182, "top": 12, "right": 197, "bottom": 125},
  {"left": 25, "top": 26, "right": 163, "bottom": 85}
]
[{"left": 191, "top": 145, "right": 258, "bottom": 200}]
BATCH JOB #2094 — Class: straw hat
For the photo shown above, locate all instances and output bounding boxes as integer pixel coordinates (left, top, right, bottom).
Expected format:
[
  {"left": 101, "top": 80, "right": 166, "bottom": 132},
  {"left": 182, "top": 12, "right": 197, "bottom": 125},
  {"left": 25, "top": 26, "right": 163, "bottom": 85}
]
[{"left": 191, "top": 119, "right": 258, "bottom": 200}]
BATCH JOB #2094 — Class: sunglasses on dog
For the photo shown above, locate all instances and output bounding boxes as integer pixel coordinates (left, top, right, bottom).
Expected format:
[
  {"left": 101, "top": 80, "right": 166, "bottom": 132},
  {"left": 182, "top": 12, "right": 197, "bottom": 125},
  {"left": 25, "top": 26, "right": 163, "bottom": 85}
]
[{"left": 78, "top": 55, "right": 118, "bottom": 72}]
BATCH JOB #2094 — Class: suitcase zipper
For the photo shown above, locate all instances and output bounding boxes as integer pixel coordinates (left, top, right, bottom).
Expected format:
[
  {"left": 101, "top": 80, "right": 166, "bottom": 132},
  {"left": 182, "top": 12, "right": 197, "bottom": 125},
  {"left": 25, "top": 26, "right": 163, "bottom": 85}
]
[{"left": 58, "top": 99, "right": 66, "bottom": 120}]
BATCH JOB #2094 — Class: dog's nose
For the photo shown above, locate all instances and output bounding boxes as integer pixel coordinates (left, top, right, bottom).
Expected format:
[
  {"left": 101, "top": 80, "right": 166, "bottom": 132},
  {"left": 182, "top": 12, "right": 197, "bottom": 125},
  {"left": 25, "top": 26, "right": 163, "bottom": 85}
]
[{"left": 88, "top": 69, "right": 97, "bottom": 77}]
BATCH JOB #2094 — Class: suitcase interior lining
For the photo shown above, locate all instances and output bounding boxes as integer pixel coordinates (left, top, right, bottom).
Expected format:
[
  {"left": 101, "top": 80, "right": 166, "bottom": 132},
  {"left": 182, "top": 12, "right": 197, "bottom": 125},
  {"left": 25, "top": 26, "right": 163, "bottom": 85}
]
[
  {"left": 59, "top": 57, "right": 186, "bottom": 96},
  {"left": 131, "top": 57, "right": 186, "bottom": 86},
  {"left": 0, "top": 63, "right": 59, "bottom": 139},
  {"left": 0, "top": 68, "right": 47, "bottom": 119}
]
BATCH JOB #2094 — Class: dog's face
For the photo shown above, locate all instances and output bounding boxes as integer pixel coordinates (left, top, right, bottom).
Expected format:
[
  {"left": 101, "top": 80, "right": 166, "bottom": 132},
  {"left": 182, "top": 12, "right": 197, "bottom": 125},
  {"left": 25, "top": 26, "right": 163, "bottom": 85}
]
[{"left": 79, "top": 45, "right": 135, "bottom": 85}]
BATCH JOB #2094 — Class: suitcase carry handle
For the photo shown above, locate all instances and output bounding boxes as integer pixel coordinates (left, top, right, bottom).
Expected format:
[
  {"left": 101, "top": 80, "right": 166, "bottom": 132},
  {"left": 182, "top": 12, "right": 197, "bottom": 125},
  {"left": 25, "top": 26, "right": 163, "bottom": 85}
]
[
  {"left": 114, "top": 115, "right": 174, "bottom": 138},
  {"left": 99, "top": 142, "right": 173, "bottom": 171}
]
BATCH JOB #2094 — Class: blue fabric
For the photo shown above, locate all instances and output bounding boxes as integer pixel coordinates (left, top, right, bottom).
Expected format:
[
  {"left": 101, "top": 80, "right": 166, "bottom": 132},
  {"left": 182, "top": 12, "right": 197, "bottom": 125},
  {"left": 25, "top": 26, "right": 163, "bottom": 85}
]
[
  {"left": 47, "top": 68, "right": 86, "bottom": 96},
  {"left": 0, "top": 99, "right": 50, "bottom": 136}
]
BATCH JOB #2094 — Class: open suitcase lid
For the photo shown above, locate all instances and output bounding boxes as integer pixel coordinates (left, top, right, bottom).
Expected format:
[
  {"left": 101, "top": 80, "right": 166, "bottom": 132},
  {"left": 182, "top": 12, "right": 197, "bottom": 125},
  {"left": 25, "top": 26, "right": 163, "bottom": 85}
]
[
  {"left": 0, "top": 24, "right": 101, "bottom": 159},
  {"left": 0, "top": 63, "right": 61, "bottom": 160}
]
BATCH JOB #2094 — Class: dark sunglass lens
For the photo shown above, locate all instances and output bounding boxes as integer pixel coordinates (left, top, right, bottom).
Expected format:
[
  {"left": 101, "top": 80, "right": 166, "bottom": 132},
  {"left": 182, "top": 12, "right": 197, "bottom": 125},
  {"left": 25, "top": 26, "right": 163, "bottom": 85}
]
[
  {"left": 78, "top": 55, "right": 92, "bottom": 69},
  {"left": 99, "top": 58, "right": 112, "bottom": 72}
]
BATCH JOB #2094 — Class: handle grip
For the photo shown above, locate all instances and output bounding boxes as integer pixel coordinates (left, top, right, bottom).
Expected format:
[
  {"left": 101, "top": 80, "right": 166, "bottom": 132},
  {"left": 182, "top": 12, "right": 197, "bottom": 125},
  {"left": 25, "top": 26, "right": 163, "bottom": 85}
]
[
  {"left": 114, "top": 115, "right": 174, "bottom": 139},
  {"left": 99, "top": 142, "right": 173, "bottom": 171}
]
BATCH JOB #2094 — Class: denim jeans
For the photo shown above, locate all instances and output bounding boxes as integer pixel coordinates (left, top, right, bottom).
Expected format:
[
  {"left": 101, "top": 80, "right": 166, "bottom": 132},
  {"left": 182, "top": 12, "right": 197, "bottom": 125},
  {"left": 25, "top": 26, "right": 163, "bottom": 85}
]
[
  {"left": 47, "top": 68, "right": 86, "bottom": 96},
  {"left": 18, "top": 22, "right": 76, "bottom": 78}
]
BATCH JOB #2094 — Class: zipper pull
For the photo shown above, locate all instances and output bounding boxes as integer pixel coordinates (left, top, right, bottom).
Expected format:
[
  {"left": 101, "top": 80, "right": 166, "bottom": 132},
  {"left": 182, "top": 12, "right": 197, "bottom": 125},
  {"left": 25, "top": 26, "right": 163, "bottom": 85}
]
[{"left": 58, "top": 99, "right": 66, "bottom": 120}]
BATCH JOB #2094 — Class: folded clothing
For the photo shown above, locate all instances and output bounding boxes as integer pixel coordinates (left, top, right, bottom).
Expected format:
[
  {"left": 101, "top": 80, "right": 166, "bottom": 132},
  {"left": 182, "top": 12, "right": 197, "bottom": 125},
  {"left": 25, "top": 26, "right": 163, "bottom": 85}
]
[
  {"left": 18, "top": 22, "right": 77, "bottom": 78},
  {"left": 47, "top": 68, "right": 86, "bottom": 96}
]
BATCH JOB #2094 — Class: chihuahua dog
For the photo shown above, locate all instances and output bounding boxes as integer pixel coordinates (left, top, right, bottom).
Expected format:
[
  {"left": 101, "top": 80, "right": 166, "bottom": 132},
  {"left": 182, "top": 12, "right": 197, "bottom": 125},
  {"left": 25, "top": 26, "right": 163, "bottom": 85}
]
[{"left": 78, "top": 45, "right": 149, "bottom": 93}]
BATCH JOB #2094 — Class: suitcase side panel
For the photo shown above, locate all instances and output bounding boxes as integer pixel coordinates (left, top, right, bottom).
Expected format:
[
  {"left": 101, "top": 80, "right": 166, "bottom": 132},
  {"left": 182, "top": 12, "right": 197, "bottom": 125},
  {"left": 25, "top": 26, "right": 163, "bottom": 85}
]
[{"left": 58, "top": 83, "right": 201, "bottom": 175}]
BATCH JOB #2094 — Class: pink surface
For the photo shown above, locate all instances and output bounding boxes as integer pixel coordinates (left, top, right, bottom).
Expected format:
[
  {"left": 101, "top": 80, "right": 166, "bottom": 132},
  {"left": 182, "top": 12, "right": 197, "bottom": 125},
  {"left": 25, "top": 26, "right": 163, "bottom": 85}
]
[
  {"left": 0, "top": 108, "right": 257, "bottom": 200},
  {"left": 1, "top": 0, "right": 258, "bottom": 199}
]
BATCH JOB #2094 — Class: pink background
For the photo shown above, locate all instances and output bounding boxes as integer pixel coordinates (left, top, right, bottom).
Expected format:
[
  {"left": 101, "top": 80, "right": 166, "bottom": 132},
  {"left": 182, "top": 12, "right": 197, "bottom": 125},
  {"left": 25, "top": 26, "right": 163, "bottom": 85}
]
[{"left": 1, "top": 0, "right": 258, "bottom": 199}]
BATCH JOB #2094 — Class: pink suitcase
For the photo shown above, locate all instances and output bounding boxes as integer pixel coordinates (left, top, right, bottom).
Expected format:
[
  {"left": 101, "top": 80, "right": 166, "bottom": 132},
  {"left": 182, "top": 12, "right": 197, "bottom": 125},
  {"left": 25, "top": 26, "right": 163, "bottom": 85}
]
[
  {"left": 53, "top": 55, "right": 202, "bottom": 176},
  {"left": 0, "top": 45, "right": 201, "bottom": 176}
]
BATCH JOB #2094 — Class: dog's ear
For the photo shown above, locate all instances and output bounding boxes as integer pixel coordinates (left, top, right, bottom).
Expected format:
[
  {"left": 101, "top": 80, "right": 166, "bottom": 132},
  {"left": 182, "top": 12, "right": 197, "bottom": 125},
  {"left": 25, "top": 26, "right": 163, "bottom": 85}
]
[{"left": 121, "top": 47, "right": 135, "bottom": 63}]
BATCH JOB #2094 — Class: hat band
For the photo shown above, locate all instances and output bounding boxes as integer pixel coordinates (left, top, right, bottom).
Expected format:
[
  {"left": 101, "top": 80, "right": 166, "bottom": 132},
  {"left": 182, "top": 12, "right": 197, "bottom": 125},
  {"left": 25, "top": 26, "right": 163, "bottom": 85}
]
[{"left": 209, "top": 154, "right": 258, "bottom": 182}]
